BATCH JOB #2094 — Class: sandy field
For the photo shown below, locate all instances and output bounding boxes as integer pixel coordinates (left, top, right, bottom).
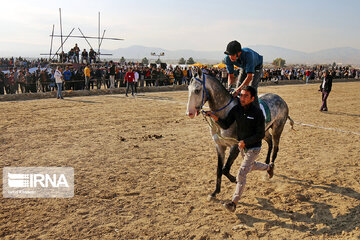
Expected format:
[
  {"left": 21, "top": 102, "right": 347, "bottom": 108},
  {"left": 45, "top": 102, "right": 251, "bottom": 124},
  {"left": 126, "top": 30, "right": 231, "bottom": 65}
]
[{"left": 1, "top": 81, "right": 360, "bottom": 240}]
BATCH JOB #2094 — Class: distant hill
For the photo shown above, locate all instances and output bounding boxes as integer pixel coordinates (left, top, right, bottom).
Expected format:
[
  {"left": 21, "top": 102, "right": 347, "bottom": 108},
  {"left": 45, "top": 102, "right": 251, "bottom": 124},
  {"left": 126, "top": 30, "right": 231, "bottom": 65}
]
[
  {"left": 249, "top": 45, "right": 360, "bottom": 65},
  {"left": 104, "top": 45, "right": 360, "bottom": 65},
  {"left": 102, "top": 45, "right": 222, "bottom": 62}
]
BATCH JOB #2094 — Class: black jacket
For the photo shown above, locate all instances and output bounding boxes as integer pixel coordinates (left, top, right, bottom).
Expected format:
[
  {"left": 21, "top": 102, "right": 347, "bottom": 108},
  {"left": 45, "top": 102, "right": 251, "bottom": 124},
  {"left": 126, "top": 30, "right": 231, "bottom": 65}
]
[
  {"left": 216, "top": 102, "right": 265, "bottom": 149},
  {"left": 109, "top": 65, "right": 116, "bottom": 75},
  {"left": 320, "top": 75, "right": 333, "bottom": 93}
]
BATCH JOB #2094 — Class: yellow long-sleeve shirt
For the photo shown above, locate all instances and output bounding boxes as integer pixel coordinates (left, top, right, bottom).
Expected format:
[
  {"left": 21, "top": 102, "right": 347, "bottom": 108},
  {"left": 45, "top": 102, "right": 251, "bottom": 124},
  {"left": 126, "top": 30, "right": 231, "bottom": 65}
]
[{"left": 84, "top": 67, "right": 91, "bottom": 77}]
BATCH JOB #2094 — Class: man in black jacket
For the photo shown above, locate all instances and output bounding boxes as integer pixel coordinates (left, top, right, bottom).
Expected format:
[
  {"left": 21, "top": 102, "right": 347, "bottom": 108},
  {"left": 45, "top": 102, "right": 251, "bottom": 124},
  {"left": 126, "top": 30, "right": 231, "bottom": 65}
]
[
  {"left": 206, "top": 86, "right": 274, "bottom": 212},
  {"left": 0, "top": 71, "right": 4, "bottom": 95},
  {"left": 319, "top": 70, "right": 333, "bottom": 111},
  {"left": 109, "top": 61, "right": 116, "bottom": 88}
]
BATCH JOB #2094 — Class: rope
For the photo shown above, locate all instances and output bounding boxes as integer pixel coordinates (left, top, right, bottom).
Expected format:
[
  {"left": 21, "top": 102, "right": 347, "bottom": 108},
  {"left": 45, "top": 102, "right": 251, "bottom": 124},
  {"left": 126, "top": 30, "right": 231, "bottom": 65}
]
[
  {"left": 201, "top": 111, "right": 240, "bottom": 146},
  {"left": 194, "top": 73, "right": 240, "bottom": 147}
]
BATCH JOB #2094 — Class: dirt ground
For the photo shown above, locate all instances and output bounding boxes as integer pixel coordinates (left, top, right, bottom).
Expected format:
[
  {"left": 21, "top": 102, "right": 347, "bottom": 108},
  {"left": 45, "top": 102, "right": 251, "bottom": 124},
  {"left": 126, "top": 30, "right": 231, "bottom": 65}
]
[{"left": 1, "top": 81, "right": 360, "bottom": 240}]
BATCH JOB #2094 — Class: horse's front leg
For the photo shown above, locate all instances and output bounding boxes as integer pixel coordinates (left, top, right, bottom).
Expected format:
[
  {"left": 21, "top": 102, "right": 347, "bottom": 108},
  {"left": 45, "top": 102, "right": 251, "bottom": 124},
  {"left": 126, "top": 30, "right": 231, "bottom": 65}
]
[
  {"left": 222, "top": 145, "right": 239, "bottom": 183},
  {"left": 209, "top": 144, "right": 226, "bottom": 199}
]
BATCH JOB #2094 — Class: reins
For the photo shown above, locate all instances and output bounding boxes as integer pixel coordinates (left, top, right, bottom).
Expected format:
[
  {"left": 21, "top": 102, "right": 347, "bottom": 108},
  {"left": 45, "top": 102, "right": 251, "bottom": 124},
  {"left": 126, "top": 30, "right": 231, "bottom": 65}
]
[
  {"left": 193, "top": 73, "right": 240, "bottom": 146},
  {"left": 193, "top": 73, "right": 233, "bottom": 114}
]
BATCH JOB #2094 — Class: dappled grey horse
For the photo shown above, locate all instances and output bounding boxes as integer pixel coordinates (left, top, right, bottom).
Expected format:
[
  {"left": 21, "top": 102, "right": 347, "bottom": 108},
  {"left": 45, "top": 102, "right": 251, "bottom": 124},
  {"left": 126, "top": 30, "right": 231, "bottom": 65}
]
[{"left": 186, "top": 69, "right": 294, "bottom": 198}]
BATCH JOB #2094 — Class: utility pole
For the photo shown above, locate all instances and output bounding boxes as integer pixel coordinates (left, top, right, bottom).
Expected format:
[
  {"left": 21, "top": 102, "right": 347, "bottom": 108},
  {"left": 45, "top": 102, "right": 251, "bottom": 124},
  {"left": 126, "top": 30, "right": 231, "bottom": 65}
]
[
  {"left": 59, "top": 8, "right": 63, "bottom": 53},
  {"left": 49, "top": 24, "right": 55, "bottom": 61},
  {"left": 151, "top": 52, "right": 165, "bottom": 63}
]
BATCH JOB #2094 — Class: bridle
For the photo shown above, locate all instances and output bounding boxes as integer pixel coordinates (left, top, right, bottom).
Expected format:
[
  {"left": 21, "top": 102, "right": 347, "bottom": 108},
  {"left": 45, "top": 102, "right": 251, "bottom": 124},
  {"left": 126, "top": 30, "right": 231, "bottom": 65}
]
[
  {"left": 192, "top": 73, "right": 240, "bottom": 146},
  {"left": 193, "top": 73, "right": 234, "bottom": 114}
]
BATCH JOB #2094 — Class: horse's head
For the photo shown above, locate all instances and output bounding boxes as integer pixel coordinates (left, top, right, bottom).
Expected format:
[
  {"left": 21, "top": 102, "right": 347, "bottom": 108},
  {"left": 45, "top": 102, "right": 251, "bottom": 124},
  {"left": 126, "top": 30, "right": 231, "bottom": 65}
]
[{"left": 186, "top": 68, "right": 209, "bottom": 118}]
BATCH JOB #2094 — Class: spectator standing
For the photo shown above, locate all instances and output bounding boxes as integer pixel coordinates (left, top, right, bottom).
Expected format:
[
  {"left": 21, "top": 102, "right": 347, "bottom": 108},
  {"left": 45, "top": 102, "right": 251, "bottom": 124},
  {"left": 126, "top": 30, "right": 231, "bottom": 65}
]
[
  {"left": 305, "top": 70, "right": 311, "bottom": 84},
  {"left": 84, "top": 64, "right": 91, "bottom": 90},
  {"left": 109, "top": 61, "right": 116, "bottom": 88},
  {"left": 13, "top": 68, "right": 19, "bottom": 93},
  {"left": 168, "top": 70, "right": 175, "bottom": 84},
  {"left": 134, "top": 68, "right": 139, "bottom": 95},
  {"left": 18, "top": 70, "right": 26, "bottom": 93},
  {"left": 150, "top": 66, "right": 158, "bottom": 86},
  {"left": 63, "top": 67, "right": 72, "bottom": 90},
  {"left": 139, "top": 67, "right": 145, "bottom": 87},
  {"left": 124, "top": 68, "right": 135, "bottom": 97},
  {"left": 182, "top": 67, "right": 188, "bottom": 85},
  {"left": 319, "top": 70, "right": 333, "bottom": 111},
  {"left": 0, "top": 72, "right": 5, "bottom": 95},
  {"left": 40, "top": 69, "right": 49, "bottom": 92},
  {"left": 49, "top": 69, "right": 56, "bottom": 91},
  {"left": 54, "top": 67, "right": 64, "bottom": 99},
  {"left": 4, "top": 73, "right": 10, "bottom": 94},
  {"left": 8, "top": 72, "right": 17, "bottom": 94},
  {"left": 174, "top": 66, "right": 183, "bottom": 85},
  {"left": 94, "top": 67, "right": 103, "bottom": 89},
  {"left": 144, "top": 67, "right": 151, "bottom": 86}
]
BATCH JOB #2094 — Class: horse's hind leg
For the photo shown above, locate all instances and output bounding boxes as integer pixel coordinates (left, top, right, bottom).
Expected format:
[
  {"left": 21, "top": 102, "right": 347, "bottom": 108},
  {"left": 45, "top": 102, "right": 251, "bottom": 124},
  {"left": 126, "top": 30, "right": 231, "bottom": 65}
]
[
  {"left": 210, "top": 145, "right": 226, "bottom": 198},
  {"left": 264, "top": 130, "right": 273, "bottom": 164},
  {"left": 271, "top": 121, "right": 286, "bottom": 163},
  {"left": 222, "top": 145, "right": 239, "bottom": 183}
]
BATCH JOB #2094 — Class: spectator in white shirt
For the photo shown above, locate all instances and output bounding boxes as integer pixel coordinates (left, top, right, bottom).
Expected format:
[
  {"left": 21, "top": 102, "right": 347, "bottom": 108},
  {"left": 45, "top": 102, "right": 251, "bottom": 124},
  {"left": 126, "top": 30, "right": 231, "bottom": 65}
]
[
  {"left": 54, "top": 67, "right": 64, "bottom": 99},
  {"left": 134, "top": 69, "right": 139, "bottom": 95}
]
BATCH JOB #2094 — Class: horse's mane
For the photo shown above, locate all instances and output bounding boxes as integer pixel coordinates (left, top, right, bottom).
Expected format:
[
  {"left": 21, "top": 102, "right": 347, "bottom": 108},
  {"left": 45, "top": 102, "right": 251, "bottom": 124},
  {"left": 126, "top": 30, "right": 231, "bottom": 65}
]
[{"left": 203, "top": 73, "right": 232, "bottom": 99}]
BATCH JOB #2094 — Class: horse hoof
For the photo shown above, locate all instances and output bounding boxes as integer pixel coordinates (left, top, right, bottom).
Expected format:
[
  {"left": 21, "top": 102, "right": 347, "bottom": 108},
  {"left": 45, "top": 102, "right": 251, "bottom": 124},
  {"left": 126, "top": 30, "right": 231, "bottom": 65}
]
[
  {"left": 224, "top": 173, "right": 236, "bottom": 183},
  {"left": 207, "top": 195, "right": 217, "bottom": 201},
  {"left": 229, "top": 176, "right": 236, "bottom": 183}
]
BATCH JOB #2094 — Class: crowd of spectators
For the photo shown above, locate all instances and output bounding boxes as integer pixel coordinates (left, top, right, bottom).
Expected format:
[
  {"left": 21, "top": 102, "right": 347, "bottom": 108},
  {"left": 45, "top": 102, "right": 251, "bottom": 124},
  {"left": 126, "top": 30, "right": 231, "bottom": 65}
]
[
  {"left": 57, "top": 44, "right": 98, "bottom": 64},
  {"left": 0, "top": 61, "right": 194, "bottom": 95},
  {"left": 261, "top": 65, "right": 360, "bottom": 83},
  {"left": 0, "top": 57, "right": 49, "bottom": 71},
  {"left": 0, "top": 54, "right": 359, "bottom": 96}
]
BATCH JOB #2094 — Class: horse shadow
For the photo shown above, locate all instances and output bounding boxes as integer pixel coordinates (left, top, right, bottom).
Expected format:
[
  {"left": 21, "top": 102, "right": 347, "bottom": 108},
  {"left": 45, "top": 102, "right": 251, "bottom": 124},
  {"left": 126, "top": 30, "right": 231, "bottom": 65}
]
[
  {"left": 136, "top": 95, "right": 174, "bottom": 101},
  {"left": 62, "top": 99, "right": 102, "bottom": 104},
  {"left": 235, "top": 174, "right": 360, "bottom": 236},
  {"left": 322, "top": 111, "right": 360, "bottom": 118},
  {"left": 278, "top": 174, "right": 360, "bottom": 201}
]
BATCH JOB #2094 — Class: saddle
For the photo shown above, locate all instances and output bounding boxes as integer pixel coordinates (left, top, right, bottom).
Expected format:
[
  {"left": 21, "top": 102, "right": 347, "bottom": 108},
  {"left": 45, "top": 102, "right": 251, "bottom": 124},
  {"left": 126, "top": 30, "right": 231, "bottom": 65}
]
[{"left": 259, "top": 99, "right": 271, "bottom": 123}]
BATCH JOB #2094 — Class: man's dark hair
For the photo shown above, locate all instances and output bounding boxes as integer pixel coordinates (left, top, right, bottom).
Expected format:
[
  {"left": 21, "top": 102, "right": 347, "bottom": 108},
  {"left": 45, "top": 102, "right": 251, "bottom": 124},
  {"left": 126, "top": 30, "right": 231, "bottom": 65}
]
[
  {"left": 243, "top": 86, "right": 256, "bottom": 98},
  {"left": 224, "top": 40, "right": 242, "bottom": 55}
]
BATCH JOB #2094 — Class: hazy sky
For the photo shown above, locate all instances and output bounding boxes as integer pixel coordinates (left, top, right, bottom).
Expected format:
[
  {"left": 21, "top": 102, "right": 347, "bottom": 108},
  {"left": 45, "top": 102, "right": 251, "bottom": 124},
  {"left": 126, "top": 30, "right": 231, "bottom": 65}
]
[{"left": 1, "top": 0, "right": 359, "bottom": 56}]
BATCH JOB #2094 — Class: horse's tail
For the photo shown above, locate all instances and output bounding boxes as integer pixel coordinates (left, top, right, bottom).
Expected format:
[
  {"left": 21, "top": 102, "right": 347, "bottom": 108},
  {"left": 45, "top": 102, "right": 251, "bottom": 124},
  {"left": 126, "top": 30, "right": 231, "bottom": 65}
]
[{"left": 287, "top": 115, "right": 295, "bottom": 131}]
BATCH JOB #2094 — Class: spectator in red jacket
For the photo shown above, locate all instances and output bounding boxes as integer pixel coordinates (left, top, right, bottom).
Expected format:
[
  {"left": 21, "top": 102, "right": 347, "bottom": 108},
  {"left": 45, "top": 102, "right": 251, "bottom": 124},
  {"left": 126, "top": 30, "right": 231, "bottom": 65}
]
[
  {"left": 305, "top": 70, "right": 311, "bottom": 84},
  {"left": 124, "top": 68, "right": 135, "bottom": 97}
]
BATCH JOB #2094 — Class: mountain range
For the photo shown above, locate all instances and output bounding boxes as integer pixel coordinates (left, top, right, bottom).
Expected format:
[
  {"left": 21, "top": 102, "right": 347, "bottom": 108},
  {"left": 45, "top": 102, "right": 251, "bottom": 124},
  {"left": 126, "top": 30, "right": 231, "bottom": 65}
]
[{"left": 103, "top": 45, "right": 360, "bottom": 66}]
